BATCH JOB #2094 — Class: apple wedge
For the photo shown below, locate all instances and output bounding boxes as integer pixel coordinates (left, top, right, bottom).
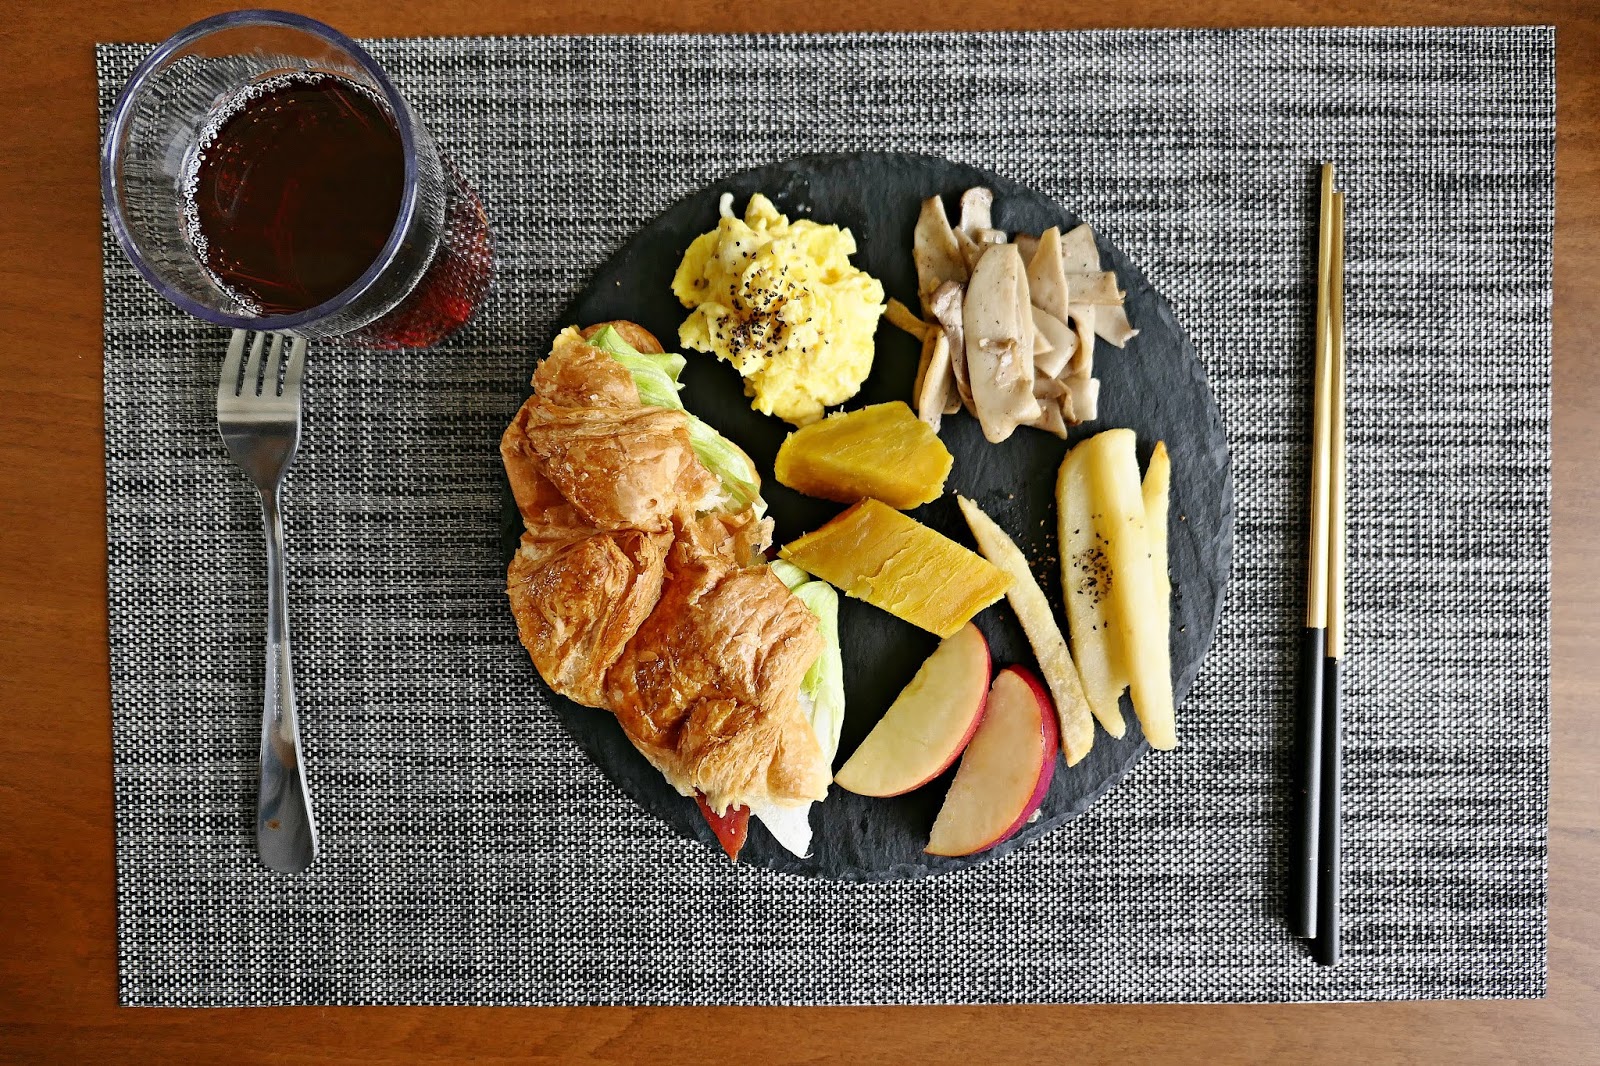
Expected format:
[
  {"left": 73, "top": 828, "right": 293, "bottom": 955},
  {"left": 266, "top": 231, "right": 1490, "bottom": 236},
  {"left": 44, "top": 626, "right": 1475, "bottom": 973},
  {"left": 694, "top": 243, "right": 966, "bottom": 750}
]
[
  {"left": 834, "top": 623, "right": 991, "bottom": 797},
  {"left": 926, "top": 666, "right": 1059, "bottom": 857}
]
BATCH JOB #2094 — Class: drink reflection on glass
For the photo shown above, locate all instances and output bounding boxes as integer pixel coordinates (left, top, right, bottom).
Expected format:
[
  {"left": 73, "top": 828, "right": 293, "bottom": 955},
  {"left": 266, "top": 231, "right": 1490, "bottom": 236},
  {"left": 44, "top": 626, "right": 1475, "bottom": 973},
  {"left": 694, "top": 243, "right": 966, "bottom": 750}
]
[{"left": 102, "top": 9, "right": 492, "bottom": 350}]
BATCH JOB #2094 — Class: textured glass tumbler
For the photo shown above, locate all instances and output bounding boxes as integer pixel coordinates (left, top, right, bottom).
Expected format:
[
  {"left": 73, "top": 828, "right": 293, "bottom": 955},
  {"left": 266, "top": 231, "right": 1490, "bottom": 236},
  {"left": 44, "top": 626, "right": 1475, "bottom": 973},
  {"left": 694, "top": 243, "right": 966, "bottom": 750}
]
[{"left": 101, "top": 9, "right": 492, "bottom": 349}]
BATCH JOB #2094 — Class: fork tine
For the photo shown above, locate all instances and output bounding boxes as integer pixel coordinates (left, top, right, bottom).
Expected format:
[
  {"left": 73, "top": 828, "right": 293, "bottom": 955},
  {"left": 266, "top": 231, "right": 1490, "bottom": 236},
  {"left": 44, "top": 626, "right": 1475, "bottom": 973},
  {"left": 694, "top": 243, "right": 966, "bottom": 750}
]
[
  {"left": 219, "top": 328, "right": 248, "bottom": 403},
  {"left": 282, "top": 336, "right": 308, "bottom": 398},
  {"left": 243, "top": 330, "right": 267, "bottom": 397},
  {"left": 266, "top": 333, "right": 285, "bottom": 396}
]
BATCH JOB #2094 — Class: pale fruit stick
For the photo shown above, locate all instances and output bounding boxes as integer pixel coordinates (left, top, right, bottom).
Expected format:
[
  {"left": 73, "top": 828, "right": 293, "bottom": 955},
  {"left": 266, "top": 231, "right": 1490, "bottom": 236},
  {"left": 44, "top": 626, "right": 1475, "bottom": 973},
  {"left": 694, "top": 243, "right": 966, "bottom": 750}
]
[
  {"left": 886, "top": 297, "right": 932, "bottom": 341},
  {"left": 957, "top": 496, "right": 1096, "bottom": 765},
  {"left": 1082, "top": 430, "right": 1177, "bottom": 749},
  {"left": 1057, "top": 442, "right": 1129, "bottom": 736},
  {"left": 1142, "top": 441, "right": 1172, "bottom": 649}
]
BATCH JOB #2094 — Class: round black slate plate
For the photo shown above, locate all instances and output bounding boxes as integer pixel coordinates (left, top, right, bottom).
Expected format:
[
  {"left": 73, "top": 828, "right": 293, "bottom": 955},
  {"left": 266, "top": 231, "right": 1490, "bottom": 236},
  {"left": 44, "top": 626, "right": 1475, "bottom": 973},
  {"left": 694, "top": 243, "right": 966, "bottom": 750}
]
[{"left": 500, "top": 152, "right": 1233, "bottom": 882}]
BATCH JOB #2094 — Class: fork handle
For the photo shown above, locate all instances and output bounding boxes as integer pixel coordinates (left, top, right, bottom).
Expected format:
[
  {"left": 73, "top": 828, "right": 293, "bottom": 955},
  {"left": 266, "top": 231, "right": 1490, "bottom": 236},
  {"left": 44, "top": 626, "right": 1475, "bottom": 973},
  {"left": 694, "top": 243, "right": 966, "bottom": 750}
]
[{"left": 256, "top": 486, "right": 319, "bottom": 873}]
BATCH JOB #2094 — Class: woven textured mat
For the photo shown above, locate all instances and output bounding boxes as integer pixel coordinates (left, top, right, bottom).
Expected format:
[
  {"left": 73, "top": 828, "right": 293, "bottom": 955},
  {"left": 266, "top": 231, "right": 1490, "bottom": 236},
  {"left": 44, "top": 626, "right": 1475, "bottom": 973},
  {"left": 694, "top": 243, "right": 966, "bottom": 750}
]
[{"left": 97, "top": 27, "right": 1550, "bottom": 1005}]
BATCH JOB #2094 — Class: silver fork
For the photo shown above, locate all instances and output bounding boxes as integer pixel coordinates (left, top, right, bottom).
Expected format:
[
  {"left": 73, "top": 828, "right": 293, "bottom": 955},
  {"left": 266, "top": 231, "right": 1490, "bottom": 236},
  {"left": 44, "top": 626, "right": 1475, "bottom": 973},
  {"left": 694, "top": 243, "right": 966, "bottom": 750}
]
[{"left": 217, "top": 329, "right": 318, "bottom": 874}]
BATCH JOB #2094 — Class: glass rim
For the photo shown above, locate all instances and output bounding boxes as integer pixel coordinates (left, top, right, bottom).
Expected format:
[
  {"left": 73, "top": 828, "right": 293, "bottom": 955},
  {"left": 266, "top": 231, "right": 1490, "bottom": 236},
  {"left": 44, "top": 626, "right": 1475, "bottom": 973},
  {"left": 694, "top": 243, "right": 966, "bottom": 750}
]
[{"left": 99, "top": 8, "right": 422, "bottom": 334}]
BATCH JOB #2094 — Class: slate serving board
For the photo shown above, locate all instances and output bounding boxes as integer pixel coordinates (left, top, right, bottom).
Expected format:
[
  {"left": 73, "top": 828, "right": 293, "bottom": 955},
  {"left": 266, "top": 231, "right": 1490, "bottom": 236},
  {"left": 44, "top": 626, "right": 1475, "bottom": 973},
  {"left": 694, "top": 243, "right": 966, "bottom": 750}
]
[{"left": 500, "top": 152, "right": 1232, "bottom": 881}]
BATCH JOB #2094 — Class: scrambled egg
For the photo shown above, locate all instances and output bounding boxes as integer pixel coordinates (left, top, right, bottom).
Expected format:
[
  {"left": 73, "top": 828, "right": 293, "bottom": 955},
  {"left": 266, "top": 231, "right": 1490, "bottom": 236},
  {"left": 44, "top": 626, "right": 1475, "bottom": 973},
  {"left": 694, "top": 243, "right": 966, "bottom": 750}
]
[{"left": 672, "top": 193, "right": 885, "bottom": 426}]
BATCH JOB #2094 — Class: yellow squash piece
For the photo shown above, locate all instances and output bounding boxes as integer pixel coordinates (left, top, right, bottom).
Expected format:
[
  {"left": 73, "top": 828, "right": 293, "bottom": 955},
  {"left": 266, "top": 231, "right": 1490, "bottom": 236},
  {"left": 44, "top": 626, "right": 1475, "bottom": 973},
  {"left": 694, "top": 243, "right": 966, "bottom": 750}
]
[
  {"left": 774, "top": 401, "right": 954, "bottom": 510},
  {"left": 780, "top": 499, "right": 1011, "bottom": 637}
]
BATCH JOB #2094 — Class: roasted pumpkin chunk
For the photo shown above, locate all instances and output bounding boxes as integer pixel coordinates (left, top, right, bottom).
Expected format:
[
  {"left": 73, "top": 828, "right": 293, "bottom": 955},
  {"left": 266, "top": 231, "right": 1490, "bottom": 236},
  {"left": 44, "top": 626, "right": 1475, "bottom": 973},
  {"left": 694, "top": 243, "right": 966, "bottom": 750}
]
[
  {"left": 779, "top": 499, "right": 1010, "bottom": 637},
  {"left": 773, "top": 401, "right": 953, "bottom": 510}
]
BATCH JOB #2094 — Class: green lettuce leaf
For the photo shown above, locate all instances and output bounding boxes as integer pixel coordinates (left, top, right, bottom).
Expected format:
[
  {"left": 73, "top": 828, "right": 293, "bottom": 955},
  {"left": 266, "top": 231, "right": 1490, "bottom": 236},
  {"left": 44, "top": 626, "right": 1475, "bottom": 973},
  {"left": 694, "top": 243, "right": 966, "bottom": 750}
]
[
  {"left": 749, "top": 574, "right": 845, "bottom": 858},
  {"left": 769, "top": 559, "right": 812, "bottom": 591},
  {"left": 586, "top": 325, "right": 764, "bottom": 516},
  {"left": 793, "top": 580, "right": 845, "bottom": 764},
  {"left": 586, "top": 325, "right": 685, "bottom": 408}
]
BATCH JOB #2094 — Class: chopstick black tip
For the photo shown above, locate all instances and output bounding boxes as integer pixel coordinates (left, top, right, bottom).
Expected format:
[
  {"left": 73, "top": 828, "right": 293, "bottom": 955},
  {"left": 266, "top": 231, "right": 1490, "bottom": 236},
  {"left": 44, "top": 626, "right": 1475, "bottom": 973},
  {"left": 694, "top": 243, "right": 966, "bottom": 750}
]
[
  {"left": 1289, "top": 626, "right": 1325, "bottom": 939},
  {"left": 1313, "top": 657, "right": 1343, "bottom": 965}
]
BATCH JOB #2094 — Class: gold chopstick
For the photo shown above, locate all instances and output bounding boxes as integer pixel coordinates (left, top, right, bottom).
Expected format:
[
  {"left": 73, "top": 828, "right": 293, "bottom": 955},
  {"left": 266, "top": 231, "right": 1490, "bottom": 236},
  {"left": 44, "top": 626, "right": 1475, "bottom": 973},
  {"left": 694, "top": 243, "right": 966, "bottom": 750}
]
[
  {"left": 1327, "top": 193, "right": 1346, "bottom": 663},
  {"left": 1314, "top": 191, "right": 1347, "bottom": 966},
  {"left": 1292, "top": 162, "right": 1337, "bottom": 939},
  {"left": 1306, "top": 164, "right": 1336, "bottom": 633}
]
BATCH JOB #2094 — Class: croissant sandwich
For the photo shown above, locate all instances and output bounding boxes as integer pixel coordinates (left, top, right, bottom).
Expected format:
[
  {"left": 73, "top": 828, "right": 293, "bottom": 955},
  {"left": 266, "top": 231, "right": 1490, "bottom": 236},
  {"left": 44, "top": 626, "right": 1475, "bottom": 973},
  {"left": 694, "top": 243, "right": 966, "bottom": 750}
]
[{"left": 502, "top": 321, "right": 845, "bottom": 860}]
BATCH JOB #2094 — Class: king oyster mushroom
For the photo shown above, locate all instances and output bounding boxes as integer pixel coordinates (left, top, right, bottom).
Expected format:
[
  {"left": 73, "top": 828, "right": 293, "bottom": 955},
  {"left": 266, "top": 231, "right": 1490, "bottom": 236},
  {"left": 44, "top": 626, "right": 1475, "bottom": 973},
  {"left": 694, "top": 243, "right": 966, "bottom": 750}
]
[
  {"left": 1029, "top": 224, "right": 1125, "bottom": 425},
  {"left": 913, "top": 196, "right": 968, "bottom": 313},
  {"left": 1033, "top": 320, "right": 1056, "bottom": 357},
  {"left": 1012, "top": 250, "right": 1036, "bottom": 377},
  {"left": 1058, "top": 223, "right": 1101, "bottom": 273},
  {"left": 1058, "top": 223, "right": 1139, "bottom": 347},
  {"left": 1068, "top": 304, "right": 1096, "bottom": 379},
  {"left": 958, "top": 187, "right": 994, "bottom": 233},
  {"left": 1026, "top": 226, "right": 1071, "bottom": 321},
  {"left": 1091, "top": 301, "right": 1139, "bottom": 348},
  {"left": 913, "top": 328, "right": 934, "bottom": 401},
  {"left": 1065, "top": 375, "right": 1100, "bottom": 423},
  {"left": 1033, "top": 372, "right": 1068, "bottom": 401},
  {"left": 942, "top": 374, "right": 962, "bottom": 416},
  {"left": 1025, "top": 398, "right": 1069, "bottom": 439},
  {"left": 899, "top": 192, "right": 1135, "bottom": 438},
  {"left": 957, "top": 231, "right": 1006, "bottom": 273},
  {"left": 917, "top": 331, "right": 953, "bottom": 430},
  {"left": 928, "top": 280, "right": 972, "bottom": 412},
  {"left": 1014, "top": 232, "right": 1040, "bottom": 264},
  {"left": 1031, "top": 306, "right": 1077, "bottom": 378},
  {"left": 1069, "top": 271, "right": 1124, "bottom": 306},
  {"left": 955, "top": 188, "right": 1001, "bottom": 271},
  {"left": 963, "top": 243, "right": 1040, "bottom": 442}
]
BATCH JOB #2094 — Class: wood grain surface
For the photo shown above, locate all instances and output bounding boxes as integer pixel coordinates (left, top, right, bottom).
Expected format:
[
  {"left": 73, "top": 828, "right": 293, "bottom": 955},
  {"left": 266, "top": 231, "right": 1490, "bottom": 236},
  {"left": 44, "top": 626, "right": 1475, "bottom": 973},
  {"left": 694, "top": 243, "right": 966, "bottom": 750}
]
[{"left": 0, "top": 2, "right": 1593, "bottom": 1062}]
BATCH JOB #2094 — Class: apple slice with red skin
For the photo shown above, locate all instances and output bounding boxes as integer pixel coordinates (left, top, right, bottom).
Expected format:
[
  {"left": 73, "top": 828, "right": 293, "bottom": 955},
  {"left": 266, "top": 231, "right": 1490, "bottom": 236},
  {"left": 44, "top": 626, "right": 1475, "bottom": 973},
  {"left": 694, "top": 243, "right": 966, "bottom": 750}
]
[
  {"left": 695, "top": 794, "right": 749, "bottom": 861},
  {"left": 834, "top": 622, "right": 992, "bottom": 797},
  {"left": 926, "top": 665, "right": 1060, "bottom": 857}
]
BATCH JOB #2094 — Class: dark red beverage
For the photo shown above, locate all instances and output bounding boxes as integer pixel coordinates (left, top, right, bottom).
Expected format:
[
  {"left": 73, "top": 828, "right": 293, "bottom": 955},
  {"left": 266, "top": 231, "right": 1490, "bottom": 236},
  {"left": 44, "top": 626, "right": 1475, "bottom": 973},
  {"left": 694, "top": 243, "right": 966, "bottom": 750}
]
[
  {"left": 186, "top": 72, "right": 490, "bottom": 348},
  {"left": 190, "top": 74, "right": 402, "bottom": 315}
]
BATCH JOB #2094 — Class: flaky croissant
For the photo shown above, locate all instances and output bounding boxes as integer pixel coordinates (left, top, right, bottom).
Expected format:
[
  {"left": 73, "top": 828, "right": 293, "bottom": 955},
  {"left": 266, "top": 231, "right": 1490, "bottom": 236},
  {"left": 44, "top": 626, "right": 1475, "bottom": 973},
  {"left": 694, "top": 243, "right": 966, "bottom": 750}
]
[{"left": 502, "top": 324, "right": 830, "bottom": 814}]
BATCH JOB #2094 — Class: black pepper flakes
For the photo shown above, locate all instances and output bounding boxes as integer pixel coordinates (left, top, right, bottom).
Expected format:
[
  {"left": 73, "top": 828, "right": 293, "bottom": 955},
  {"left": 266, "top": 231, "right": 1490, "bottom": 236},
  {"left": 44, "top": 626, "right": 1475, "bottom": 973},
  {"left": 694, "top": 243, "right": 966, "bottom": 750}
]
[{"left": 1072, "top": 546, "right": 1113, "bottom": 607}]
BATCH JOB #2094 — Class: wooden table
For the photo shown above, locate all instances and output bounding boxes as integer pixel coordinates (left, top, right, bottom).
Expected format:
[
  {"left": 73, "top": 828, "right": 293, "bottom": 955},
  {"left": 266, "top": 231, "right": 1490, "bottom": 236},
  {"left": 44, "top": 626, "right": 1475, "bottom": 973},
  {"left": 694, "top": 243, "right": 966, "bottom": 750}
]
[{"left": 1, "top": 1, "right": 1593, "bottom": 1061}]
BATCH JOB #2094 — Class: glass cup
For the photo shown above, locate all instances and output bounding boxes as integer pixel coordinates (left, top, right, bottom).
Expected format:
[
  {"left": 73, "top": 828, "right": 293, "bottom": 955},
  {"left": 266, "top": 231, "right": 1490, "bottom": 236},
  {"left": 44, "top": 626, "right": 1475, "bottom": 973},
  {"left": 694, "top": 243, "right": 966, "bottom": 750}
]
[{"left": 101, "top": 9, "right": 492, "bottom": 350}]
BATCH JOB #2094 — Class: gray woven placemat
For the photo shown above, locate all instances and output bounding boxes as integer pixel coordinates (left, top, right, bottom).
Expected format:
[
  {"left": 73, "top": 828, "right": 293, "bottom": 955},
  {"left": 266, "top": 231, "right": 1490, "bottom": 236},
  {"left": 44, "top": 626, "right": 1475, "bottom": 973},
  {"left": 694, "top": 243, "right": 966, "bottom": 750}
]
[{"left": 97, "top": 27, "right": 1551, "bottom": 1006}]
